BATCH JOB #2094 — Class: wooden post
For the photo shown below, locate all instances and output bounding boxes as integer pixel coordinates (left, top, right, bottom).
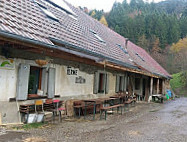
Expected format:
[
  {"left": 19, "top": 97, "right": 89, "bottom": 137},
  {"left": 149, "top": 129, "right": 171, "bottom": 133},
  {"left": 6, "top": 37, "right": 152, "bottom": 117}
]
[
  {"left": 150, "top": 77, "right": 153, "bottom": 96},
  {"left": 145, "top": 79, "right": 149, "bottom": 102},
  {"left": 0, "top": 113, "right": 2, "bottom": 125},
  {"left": 162, "top": 79, "right": 165, "bottom": 95},
  {"left": 157, "top": 78, "right": 160, "bottom": 94}
]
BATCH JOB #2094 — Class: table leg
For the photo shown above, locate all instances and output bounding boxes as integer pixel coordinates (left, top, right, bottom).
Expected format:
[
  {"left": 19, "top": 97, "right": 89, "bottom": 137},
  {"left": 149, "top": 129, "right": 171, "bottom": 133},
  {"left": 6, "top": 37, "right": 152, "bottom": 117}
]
[
  {"left": 93, "top": 103, "right": 96, "bottom": 120},
  {"left": 79, "top": 108, "right": 81, "bottom": 118},
  {"left": 84, "top": 103, "right": 87, "bottom": 119}
]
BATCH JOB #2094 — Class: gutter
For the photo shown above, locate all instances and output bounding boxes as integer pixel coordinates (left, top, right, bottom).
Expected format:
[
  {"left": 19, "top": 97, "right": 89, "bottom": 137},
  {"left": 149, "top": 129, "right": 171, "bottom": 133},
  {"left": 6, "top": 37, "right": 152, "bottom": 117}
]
[
  {"left": 0, "top": 30, "right": 100, "bottom": 61},
  {"left": 0, "top": 30, "right": 137, "bottom": 70}
]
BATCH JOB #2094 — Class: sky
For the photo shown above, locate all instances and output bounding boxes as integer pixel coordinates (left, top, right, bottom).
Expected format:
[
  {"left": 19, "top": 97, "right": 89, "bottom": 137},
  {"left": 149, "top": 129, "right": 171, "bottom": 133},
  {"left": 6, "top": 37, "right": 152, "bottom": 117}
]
[{"left": 67, "top": 0, "right": 165, "bottom": 12}]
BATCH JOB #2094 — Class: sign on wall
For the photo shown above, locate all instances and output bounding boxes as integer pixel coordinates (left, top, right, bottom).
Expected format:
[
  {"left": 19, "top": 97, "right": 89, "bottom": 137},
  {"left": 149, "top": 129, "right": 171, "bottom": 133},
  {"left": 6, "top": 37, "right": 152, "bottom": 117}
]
[
  {"left": 67, "top": 66, "right": 78, "bottom": 75},
  {"left": 0, "top": 58, "right": 15, "bottom": 69},
  {"left": 75, "top": 76, "right": 86, "bottom": 84},
  {"left": 66, "top": 66, "right": 86, "bottom": 84}
]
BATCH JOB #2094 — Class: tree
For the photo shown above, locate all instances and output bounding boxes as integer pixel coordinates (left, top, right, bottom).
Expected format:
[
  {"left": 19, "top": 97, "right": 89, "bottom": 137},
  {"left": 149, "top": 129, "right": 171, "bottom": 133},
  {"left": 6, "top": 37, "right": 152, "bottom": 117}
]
[
  {"left": 171, "top": 38, "right": 187, "bottom": 73},
  {"left": 90, "top": 10, "right": 96, "bottom": 17},
  {"left": 89, "top": 9, "right": 104, "bottom": 20},
  {"left": 99, "top": 15, "right": 108, "bottom": 26},
  {"left": 137, "top": 34, "right": 149, "bottom": 51}
]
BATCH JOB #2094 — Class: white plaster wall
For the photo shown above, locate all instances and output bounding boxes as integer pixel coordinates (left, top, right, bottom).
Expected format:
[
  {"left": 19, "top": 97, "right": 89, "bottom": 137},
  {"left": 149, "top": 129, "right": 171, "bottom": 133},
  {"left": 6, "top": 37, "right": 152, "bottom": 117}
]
[
  {"left": 0, "top": 68, "right": 17, "bottom": 101},
  {"left": 0, "top": 56, "right": 42, "bottom": 101},
  {"left": 0, "top": 56, "right": 117, "bottom": 101},
  {"left": 108, "top": 72, "right": 116, "bottom": 95},
  {"left": 54, "top": 64, "right": 94, "bottom": 97}
]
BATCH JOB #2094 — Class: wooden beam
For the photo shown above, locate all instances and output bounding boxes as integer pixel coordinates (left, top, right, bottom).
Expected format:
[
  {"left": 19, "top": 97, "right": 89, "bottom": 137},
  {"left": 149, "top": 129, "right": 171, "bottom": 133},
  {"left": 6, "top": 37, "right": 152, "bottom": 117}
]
[
  {"left": 0, "top": 113, "right": 2, "bottom": 125},
  {"left": 99, "top": 61, "right": 160, "bottom": 78},
  {"left": 157, "top": 78, "right": 160, "bottom": 94},
  {"left": 162, "top": 79, "right": 165, "bottom": 95},
  {"left": 150, "top": 77, "right": 153, "bottom": 96}
]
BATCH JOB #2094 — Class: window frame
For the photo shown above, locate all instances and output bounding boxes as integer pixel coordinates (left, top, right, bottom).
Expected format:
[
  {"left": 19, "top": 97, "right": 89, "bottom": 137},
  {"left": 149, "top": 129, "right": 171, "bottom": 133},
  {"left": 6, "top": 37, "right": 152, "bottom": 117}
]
[
  {"left": 16, "top": 63, "right": 56, "bottom": 101},
  {"left": 116, "top": 74, "right": 126, "bottom": 93},
  {"left": 93, "top": 71, "right": 109, "bottom": 94}
]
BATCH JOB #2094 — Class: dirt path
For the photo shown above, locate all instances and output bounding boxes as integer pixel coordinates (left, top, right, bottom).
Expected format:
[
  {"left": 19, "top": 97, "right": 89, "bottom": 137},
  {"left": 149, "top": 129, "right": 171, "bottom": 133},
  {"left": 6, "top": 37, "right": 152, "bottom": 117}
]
[{"left": 1, "top": 97, "right": 187, "bottom": 142}]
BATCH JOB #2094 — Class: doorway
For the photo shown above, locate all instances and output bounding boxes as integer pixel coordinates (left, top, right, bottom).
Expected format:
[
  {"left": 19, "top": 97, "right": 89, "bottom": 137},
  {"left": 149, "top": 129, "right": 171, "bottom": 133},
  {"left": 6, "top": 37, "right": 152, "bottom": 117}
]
[{"left": 28, "top": 66, "right": 42, "bottom": 94}]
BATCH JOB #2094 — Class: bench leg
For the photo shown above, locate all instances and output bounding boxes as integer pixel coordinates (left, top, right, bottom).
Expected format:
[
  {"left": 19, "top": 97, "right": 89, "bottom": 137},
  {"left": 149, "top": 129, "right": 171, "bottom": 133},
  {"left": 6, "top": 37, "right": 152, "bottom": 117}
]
[
  {"left": 59, "top": 111, "right": 62, "bottom": 122},
  {"left": 93, "top": 104, "right": 96, "bottom": 120},
  {"left": 105, "top": 110, "right": 107, "bottom": 120},
  {"left": 100, "top": 110, "right": 104, "bottom": 120},
  {"left": 52, "top": 112, "right": 55, "bottom": 122},
  {"left": 132, "top": 101, "right": 135, "bottom": 107}
]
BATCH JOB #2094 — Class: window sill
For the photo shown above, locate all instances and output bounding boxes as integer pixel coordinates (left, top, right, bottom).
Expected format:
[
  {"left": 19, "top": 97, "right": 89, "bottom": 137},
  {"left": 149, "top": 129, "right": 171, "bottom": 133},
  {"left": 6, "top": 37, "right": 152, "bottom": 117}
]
[{"left": 9, "top": 95, "right": 60, "bottom": 102}]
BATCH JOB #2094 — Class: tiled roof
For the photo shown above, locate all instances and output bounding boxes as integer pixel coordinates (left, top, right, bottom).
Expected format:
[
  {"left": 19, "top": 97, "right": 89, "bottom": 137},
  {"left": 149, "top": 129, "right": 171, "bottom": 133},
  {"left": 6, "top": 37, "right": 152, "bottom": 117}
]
[
  {"left": 127, "top": 41, "right": 171, "bottom": 77},
  {"left": 0, "top": 0, "right": 171, "bottom": 78}
]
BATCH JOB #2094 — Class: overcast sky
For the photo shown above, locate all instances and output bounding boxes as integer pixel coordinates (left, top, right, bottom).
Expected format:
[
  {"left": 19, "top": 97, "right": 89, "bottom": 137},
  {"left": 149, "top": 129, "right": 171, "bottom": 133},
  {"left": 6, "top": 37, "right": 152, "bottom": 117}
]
[{"left": 68, "top": 0, "right": 165, "bottom": 12}]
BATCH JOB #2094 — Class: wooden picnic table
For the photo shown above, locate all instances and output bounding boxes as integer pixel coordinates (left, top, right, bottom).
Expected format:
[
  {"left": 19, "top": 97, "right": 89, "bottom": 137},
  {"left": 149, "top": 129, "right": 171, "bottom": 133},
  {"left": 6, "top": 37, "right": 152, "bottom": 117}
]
[{"left": 83, "top": 99, "right": 102, "bottom": 120}]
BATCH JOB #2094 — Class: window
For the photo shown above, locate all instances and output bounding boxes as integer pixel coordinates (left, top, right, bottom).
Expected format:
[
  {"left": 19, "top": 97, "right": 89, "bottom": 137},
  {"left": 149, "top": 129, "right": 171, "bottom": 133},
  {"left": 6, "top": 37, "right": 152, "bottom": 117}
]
[
  {"left": 39, "top": 6, "right": 59, "bottom": 22},
  {"left": 93, "top": 71, "right": 108, "bottom": 94},
  {"left": 98, "top": 73, "right": 105, "bottom": 93},
  {"left": 129, "top": 58, "right": 134, "bottom": 62},
  {"left": 119, "top": 76, "right": 124, "bottom": 91},
  {"left": 46, "top": 0, "right": 76, "bottom": 16},
  {"left": 28, "top": 66, "right": 42, "bottom": 94},
  {"left": 16, "top": 64, "right": 56, "bottom": 100},
  {"left": 135, "top": 78, "right": 140, "bottom": 90},
  {"left": 90, "top": 29, "right": 105, "bottom": 43},
  {"left": 117, "top": 44, "right": 128, "bottom": 54},
  {"left": 116, "top": 75, "right": 126, "bottom": 93},
  {"left": 135, "top": 52, "right": 145, "bottom": 62}
]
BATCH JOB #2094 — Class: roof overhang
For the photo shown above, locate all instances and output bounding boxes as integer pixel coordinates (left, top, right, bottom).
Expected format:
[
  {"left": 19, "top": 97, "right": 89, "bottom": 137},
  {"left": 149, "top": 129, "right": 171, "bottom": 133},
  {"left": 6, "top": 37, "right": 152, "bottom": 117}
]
[{"left": 0, "top": 30, "right": 170, "bottom": 79}]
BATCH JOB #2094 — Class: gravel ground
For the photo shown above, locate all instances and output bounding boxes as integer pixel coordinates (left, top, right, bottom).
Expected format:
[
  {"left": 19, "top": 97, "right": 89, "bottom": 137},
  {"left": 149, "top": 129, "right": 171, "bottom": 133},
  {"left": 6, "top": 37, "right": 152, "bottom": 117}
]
[{"left": 1, "top": 97, "right": 187, "bottom": 142}]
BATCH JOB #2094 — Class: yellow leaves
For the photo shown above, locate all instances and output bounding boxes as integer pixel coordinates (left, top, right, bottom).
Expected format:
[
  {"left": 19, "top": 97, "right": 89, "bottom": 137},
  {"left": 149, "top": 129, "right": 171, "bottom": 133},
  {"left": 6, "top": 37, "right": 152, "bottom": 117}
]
[
  {"left": 99, "top": 15, "right": 108, "bottom": 27},
  {"left": 171, "top": 38, "right": 187, "bottom": 53},
  {"left": 90, "top": 10, "right": 96, "bottom": 17}
]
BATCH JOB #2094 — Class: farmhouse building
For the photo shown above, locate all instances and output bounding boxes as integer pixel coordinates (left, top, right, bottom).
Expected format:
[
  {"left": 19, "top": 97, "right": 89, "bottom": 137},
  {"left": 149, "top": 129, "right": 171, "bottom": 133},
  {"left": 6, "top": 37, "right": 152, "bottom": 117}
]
[{"left": 0, "top": 0, "right": 171, "bottom": 124}]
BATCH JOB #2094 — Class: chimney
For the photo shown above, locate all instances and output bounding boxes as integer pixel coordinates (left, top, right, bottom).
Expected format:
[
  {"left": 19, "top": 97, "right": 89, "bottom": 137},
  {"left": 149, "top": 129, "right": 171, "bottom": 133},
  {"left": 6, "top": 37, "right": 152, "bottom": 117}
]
[{"left": 125, "top": 38, "right": 129, "bottom": 49}]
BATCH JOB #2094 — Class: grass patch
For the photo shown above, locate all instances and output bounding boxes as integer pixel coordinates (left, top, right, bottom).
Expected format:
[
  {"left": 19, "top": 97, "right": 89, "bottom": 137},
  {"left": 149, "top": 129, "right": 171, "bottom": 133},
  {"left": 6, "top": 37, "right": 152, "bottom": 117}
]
[
  {"left": 13, "top": 122, "right": 47, "bottom": 130},
  {"left": 170, "top": 72, "right": 185, "bottom": 90},
  {"left": 149, "top": 109, "right": 159, "bottom": 112},
  {"left": 170, "top": 71, "right": 187, "bottom": 95}
]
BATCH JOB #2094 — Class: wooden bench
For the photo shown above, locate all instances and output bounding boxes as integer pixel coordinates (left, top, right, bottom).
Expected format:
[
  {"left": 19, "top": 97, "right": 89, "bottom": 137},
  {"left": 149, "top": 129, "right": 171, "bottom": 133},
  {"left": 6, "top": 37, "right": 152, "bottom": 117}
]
[
  {"left": 73, "top": 101, "right": 101, "bottom": 119},
  {"left": 100, "top": 104, "right": 124, "bottom": 120},
  {"left": 124, "top": 99, "right": 136, "bottom": 111},
  {"left": 73, "top": 105, "right": 84, "bottom": 118}
]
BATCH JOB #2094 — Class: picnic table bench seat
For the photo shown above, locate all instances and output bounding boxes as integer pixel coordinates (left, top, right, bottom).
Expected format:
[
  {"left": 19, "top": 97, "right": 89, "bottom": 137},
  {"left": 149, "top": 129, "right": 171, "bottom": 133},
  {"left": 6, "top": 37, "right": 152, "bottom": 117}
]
[
  {"left": 73, "top": 101, "right": 101, "bottom": 118},
  {"left": 100, "top": 104, "right": 124, "bottom": 120}
]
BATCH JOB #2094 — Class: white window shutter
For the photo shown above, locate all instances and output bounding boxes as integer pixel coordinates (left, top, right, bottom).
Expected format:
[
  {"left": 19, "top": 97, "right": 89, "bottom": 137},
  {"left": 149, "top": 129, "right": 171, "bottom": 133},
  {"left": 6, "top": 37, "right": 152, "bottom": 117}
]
[
  {"left": 105, "top": 73, "right": 109, "bottom": 94},
  {"left": 93, "top": 72, "right": 99, "bottom": 94},
  {"left": 124, "top": 75, "right": 127, "bottom": 92},
  {"left": 115, "top": 75, "right": 120, "bottom": 93},
  {"left": 48, "top": 68, "right": 55, "bottom": 98},
  {"left": 16, "top": 64, "right": 30, "bottom": 100},
  {"left": 41, "top": 68, "right": 48, "bottom": 96},
  {"left": 121, "top": 76, "right": 125, "bottom": 91}
]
